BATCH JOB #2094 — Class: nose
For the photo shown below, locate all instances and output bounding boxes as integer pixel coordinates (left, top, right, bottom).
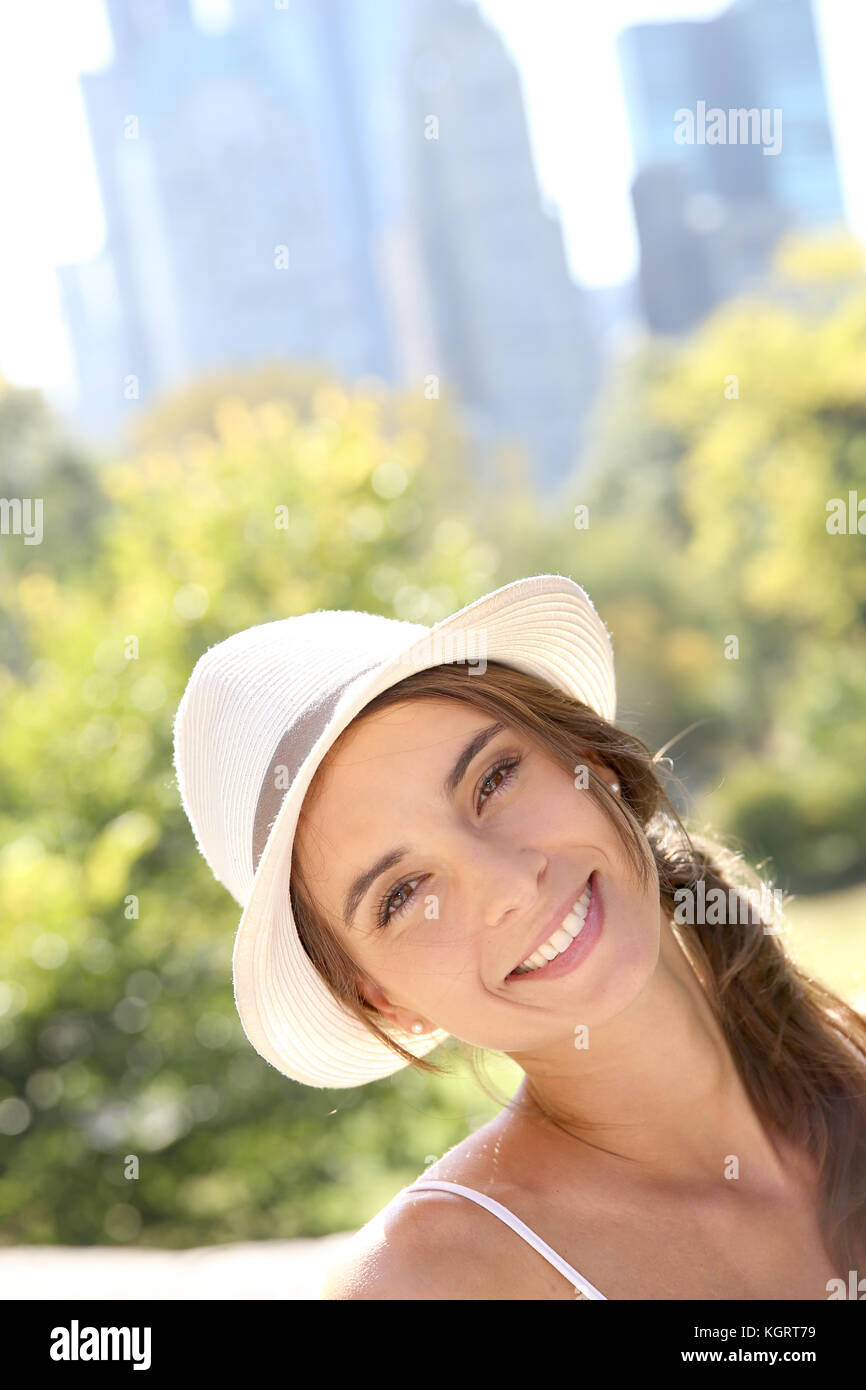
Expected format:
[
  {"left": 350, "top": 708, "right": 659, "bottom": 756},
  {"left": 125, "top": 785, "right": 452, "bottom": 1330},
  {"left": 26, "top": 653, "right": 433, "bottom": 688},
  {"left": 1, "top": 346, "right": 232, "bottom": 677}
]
[{"left": 458, "top": 833, "right": 548, "bottom": 933}]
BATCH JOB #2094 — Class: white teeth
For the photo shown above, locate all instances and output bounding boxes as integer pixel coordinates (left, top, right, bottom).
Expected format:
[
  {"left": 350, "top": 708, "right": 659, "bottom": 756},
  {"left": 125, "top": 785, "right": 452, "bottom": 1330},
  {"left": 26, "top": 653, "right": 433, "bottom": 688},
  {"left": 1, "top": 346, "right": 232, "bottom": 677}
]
[{"left": 511, "top": 879, "right": 593, "bottom": 976}]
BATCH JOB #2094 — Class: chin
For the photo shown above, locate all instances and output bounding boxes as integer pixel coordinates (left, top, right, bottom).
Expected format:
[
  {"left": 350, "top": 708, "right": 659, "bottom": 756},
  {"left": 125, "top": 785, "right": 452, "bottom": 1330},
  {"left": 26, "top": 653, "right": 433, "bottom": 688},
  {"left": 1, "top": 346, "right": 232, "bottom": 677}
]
[{"left": 583, "top": 911, "right": 661, "bottom": 1022}]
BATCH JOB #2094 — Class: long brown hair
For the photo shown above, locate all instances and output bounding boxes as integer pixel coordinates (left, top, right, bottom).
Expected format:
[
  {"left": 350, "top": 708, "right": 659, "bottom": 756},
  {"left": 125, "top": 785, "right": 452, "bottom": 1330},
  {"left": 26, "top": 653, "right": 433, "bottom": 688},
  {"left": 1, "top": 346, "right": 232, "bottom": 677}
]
[{"left": 290, "top": 660, "right": 866, "bottom": 1270}]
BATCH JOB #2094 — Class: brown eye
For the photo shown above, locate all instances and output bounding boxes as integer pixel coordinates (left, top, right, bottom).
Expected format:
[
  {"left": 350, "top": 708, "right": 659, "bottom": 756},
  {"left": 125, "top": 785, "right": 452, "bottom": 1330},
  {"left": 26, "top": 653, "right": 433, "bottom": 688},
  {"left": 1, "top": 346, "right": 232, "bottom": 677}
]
[
  {"left": 377, "top": 877, "right": 423, "bottom": 929},
  {"left": 390, "top": 884, "right": 411, "bottom": 912},
  {"left": 373, "top": 757, "right": 522, "bottom": 931},
  {"left": 476, "top": 755, "right": 521, "bottom": 812}
]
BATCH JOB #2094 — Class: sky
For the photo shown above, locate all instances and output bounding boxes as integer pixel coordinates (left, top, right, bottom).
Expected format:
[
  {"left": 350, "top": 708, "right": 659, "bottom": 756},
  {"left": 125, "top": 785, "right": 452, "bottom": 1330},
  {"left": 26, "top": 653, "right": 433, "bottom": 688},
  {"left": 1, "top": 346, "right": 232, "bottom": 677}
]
[{"left": 0, "top": 0, "right": 862, "bottom": 414}]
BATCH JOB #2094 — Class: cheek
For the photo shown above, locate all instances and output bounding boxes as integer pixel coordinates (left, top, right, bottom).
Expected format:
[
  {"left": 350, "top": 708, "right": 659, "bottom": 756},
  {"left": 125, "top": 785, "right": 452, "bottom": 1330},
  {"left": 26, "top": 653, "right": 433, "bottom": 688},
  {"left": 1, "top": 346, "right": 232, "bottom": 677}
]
[
  {"left": 371, "top": 897, "right": 489, "bottom": 1003},
  {"left": 516, "top": 770, "right": 608, "bottom": 844},
  {"left": 574, "top": 855, "right": 662, "bottom": 1024}
]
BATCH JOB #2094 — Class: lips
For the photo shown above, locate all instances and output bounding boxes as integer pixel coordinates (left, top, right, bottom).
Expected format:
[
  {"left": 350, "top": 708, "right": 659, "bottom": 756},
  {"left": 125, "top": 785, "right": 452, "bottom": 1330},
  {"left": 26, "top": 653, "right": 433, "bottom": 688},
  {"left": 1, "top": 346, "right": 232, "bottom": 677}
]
[{"left": 506, "top": 873, "right": 593, "bottom": 979}]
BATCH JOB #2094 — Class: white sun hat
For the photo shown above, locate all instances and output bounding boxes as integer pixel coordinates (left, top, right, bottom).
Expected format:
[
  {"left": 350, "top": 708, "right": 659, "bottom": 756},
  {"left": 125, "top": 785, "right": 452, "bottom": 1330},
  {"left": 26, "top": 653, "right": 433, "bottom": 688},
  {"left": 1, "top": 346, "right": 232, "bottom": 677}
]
[{"left": 171, "top": 573, "right": 616, "bottom": 1089}]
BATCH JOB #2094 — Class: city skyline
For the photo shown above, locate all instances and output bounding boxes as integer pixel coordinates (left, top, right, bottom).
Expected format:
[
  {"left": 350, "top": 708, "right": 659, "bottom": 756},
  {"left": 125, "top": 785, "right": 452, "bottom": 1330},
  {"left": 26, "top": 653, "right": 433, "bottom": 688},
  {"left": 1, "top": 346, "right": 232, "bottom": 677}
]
[
  {"left": 53, "top": 0, "right": 602, "bottom": 486},
  {"left": 0, "top": 0, "right": 861, "bottom": 413}
]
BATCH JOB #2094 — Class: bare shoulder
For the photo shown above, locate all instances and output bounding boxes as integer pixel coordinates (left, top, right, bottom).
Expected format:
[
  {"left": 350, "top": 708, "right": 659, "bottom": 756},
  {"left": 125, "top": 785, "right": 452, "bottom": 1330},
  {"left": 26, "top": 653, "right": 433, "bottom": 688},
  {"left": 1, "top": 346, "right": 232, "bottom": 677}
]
[
  {"left": 319, "top": 1183, "right": 505, "bottom": 1300},
  {"left": 321, "top": 1115, "right": 578, "bottom": 1301}
]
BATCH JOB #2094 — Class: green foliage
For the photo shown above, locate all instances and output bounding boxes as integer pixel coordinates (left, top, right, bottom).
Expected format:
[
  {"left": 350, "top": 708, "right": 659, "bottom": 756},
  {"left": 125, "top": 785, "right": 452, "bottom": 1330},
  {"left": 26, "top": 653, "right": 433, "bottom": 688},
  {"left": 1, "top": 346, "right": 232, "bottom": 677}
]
[
  {"left": 1, "top": 231, "right": 865, "bottom": 1246},
  {"left": 541, "top": 230, "right": 866, "bottom": 890},
  {"left": 0, "top": 368, "right": 519, "bottom": 1246}
]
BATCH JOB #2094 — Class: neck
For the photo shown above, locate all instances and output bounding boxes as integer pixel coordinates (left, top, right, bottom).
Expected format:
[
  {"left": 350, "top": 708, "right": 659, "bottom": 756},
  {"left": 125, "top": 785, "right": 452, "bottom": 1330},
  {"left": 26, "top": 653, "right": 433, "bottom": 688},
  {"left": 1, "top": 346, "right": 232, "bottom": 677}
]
[{"left": 507, "top": 914, "right": 795, "bottom": 1197}]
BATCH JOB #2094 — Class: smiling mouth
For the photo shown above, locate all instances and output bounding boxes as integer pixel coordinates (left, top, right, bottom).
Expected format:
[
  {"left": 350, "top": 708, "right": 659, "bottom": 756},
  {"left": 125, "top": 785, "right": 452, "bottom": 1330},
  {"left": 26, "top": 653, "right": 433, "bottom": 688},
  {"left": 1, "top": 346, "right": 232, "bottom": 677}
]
[{"left": 508, "top": 873, "right": 595, "bottom": 977}]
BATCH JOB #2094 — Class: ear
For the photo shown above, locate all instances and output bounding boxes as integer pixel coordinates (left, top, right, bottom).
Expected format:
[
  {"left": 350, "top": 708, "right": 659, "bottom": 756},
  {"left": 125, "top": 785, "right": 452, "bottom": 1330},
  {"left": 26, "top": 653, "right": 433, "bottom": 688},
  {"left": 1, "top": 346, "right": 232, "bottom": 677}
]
[
  {"left": 586, "top": 757, "right": 619, "bottom": 790},
  {"left": 356, "top": 976, "right": 397, "bottom": 1022},
  {"left": 357, "top": 977, "right": 425, "bottom": 1034}
]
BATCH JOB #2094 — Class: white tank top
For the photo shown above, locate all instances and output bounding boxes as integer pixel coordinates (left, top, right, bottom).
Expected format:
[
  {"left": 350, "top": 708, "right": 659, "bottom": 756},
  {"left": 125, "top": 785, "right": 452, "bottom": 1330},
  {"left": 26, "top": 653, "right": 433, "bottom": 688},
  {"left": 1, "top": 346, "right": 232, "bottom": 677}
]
[{"left": 407, "top": 1178, "right": 608, "bottom": 1300}]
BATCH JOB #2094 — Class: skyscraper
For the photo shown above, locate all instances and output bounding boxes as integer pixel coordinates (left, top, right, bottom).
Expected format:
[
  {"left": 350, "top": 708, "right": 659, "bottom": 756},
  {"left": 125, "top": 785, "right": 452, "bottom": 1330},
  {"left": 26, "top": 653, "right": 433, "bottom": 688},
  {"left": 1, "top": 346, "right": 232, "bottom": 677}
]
[
  {"left": 617, "top": 0, "right": 845, "bottom": 333},
  {"left": 57, "top": 0, "right": 597, "bottom": 486},
  {"left": 60, "top": 0, "right": 383, "bottom": 434},
  {"left": 402, "top": 0, "right": 598, "bottom": 484}
]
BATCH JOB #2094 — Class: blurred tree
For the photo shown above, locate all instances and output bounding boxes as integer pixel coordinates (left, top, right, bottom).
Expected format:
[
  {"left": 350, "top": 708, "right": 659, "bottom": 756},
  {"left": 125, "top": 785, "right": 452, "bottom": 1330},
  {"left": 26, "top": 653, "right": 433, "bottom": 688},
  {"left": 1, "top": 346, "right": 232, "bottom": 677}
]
[
  {"left": 2, "top": 230, "right": 865, "bottom": 1248},
  {"left": 0, "top": 376, "right": 109, "bottom": 672},
  {"left": 0, "top": 370, "right": 517, "bottom": 1246},
  {"left": 543, "top": 230, "right": 866, "bottom": 891}
]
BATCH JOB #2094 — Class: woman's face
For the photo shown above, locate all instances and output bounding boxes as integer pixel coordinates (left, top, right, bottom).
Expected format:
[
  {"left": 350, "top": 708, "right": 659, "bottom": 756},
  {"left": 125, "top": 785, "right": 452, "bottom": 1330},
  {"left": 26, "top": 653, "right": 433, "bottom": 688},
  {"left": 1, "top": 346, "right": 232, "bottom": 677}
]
[{"left": 292, "top": 696, "right": 662, "bottom": 1059}]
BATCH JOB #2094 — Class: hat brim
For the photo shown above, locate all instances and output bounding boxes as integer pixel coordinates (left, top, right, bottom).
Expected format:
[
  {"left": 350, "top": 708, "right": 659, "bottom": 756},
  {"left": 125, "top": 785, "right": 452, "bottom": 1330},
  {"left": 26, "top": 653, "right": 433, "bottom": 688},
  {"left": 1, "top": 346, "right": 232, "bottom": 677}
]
[{"left": 231, "top": 573, "right": 616, "bottom": 1088}]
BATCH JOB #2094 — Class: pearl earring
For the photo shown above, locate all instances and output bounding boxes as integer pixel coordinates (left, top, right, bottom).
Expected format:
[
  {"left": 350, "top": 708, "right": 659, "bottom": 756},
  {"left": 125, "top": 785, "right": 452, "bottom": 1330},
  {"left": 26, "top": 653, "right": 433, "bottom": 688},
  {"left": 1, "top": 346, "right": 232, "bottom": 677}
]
[
  {"left": 610, "top": 780, "right": 620, "bottom": 794},
  {"left": 410, "top": 1021, "right": 425, "bottom": 1034}
]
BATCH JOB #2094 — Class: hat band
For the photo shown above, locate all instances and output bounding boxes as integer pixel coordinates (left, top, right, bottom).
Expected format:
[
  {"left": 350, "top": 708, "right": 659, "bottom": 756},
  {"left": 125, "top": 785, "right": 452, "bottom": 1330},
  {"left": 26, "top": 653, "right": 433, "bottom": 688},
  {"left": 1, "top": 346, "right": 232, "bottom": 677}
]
[{"left": 251, "top": 663, "right": 381, "bottom": 873}]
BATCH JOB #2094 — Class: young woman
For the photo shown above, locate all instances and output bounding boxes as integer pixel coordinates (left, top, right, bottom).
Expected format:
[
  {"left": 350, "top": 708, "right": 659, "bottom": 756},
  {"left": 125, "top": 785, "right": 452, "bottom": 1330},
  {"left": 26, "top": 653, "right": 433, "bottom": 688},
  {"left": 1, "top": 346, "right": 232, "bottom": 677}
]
[{"left": 173, "top": 575, "right": 866, "bottom": 1300}]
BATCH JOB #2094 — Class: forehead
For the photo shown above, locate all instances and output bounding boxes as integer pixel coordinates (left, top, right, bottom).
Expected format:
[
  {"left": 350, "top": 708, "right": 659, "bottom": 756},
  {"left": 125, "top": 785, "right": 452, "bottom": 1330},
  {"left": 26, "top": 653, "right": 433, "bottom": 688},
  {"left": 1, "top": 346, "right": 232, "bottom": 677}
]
[
  {"left": 316, "top": 695, "right": 489, "bottom": 794},
  {"left": 293, "top": 697, "right": 497, "bottom": 871}
]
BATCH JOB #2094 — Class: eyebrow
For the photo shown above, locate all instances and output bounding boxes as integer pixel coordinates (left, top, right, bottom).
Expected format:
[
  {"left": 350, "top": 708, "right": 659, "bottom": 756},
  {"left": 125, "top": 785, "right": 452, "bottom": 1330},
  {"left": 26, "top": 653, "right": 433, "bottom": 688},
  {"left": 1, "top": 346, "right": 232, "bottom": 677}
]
[{"left": 342, "top": 720, "right": 506, "bottom": 928}]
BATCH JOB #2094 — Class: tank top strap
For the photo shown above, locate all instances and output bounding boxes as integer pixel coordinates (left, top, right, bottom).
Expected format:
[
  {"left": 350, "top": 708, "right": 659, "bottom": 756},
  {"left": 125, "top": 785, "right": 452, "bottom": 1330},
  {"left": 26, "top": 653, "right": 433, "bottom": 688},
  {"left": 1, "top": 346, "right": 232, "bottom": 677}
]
[{"left": 406, "top": 1178, "right": 608, "bottom": 1301}]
